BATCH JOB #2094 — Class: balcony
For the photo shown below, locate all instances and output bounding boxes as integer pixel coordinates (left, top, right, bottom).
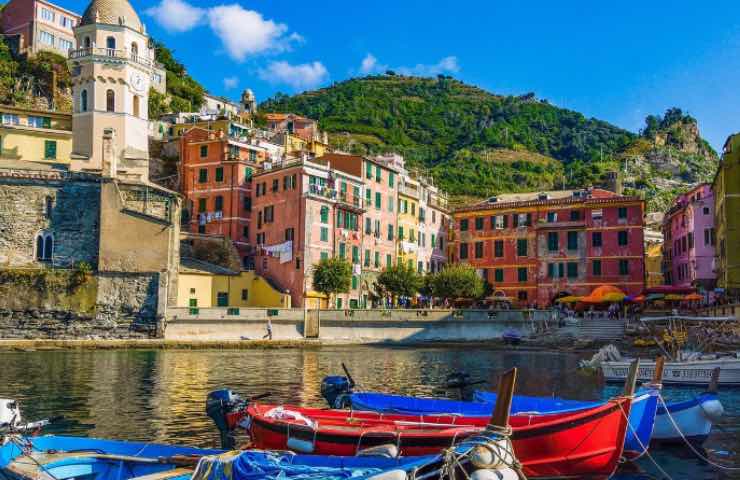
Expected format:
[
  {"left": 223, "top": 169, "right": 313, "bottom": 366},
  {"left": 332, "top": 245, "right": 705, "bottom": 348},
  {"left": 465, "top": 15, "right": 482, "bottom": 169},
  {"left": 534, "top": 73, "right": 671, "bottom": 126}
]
[
  {"left": 307, "top": 184, "right": 337, "bottom": 200},
  {"left": 398, "top": 184, "right": 420, "bottom": 199},
  {"left": 337, "top": 191, "right": 366, "bottom": 213},
  {"left": 69, "top": 47, "right": 157, "bottom": 69}
]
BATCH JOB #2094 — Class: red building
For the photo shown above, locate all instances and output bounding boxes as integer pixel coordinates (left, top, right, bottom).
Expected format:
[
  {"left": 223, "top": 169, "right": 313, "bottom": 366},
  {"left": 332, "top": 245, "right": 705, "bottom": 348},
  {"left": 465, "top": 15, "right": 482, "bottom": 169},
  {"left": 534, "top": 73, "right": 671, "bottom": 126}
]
[
  {"left": 180, "top": 127, "right": 264, "bottom": 268},
  {"left": 451, "top": 189, "right": 646, "bottom": 307}
]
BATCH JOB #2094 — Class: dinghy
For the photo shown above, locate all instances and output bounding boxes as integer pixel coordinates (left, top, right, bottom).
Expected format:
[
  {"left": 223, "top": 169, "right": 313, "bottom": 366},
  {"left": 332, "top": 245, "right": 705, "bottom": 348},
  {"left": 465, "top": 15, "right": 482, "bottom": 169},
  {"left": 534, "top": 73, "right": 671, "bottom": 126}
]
[{"left": 207, "top": 361, "right": 641, "bottom": 479}]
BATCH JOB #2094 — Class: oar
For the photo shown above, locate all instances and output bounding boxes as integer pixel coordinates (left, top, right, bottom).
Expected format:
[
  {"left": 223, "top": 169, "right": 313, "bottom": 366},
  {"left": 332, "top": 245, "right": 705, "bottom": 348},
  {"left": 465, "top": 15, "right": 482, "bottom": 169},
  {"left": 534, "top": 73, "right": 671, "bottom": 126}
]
[
  {"left": 707, "top": 367, "right": 721, "bottom": 394},
  {"left": 652, "top": 356, "right": 665, "bottom": 386},
  {"left": 342, "top": 363, "right": 357, "bottom": 389},
  {"left": 624, "top": 359, "right": 640, "bottom": 397}
]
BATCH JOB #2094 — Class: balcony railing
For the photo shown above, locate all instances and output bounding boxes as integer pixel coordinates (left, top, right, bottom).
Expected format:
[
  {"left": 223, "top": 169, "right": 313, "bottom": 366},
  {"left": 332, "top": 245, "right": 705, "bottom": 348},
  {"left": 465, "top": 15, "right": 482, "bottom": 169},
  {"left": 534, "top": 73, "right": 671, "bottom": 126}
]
[
  {"left": 338, "top": 191, "right": 364, "bottom": 210},
  {"left": 308, "top": 184, "right": 336, "bottom": 200},
  {"left": 398, "top": 184, "right": 420, "bottom": 199},
  {"left": 69, "top": 47, "right": 156, "bottom": 68}
]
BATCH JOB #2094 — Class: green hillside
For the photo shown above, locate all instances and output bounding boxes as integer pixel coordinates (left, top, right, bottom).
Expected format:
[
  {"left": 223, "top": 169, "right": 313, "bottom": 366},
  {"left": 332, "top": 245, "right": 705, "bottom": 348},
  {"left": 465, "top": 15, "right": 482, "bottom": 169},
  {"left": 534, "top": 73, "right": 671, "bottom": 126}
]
[{"left": 260, "top": 75, "right": 718, "bottom": 210}]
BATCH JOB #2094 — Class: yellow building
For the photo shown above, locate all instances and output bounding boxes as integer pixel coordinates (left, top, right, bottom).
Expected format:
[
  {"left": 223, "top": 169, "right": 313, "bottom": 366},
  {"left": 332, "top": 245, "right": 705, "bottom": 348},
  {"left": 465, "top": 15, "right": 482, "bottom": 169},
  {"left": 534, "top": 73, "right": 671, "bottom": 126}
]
[
  {"left": 177, "top": 258, "right": 291, "bottom": 309},
  {"left": 0, "top": 105, "right": 73, "bottom": 164},
  {"left": 645, "top": 242, "right": 664, "bottom": 288},
  {"left": 714, "top": 133, "right": 740, "bottom": 297},
  {"left": 398, "top": 177, "right": 421, "bottom": 270}
]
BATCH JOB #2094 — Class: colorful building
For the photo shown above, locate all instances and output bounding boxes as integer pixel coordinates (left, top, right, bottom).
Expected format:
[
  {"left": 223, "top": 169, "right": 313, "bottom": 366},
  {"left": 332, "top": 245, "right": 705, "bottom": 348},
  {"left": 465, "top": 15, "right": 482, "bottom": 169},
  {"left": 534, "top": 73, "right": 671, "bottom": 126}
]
[
  {"left": 251, "top": 157, "right": 366, "bottom": 308},
  {"left": 1, "top": 0, "right": 80, "bottom": 57},
  {"left": 645, "top": 242, "right": 664, "bottom": 288},
  {"left": 714, "top": 133, "right": 740, "bottom": 297},
  {"left": 451, "top": 189, "right": 646, "bottom": 307},
  {"left": 662, "top": 184, "right": 716, "bottom": 290},
  {"left": 397, "top": 175, "right": 420, "bottom": 271},
  {"left": 180, "top": 127, "right": 263, "bottom": 267},
  {"left": 0, "top": 105, "right": 73, "bottom": 164}
]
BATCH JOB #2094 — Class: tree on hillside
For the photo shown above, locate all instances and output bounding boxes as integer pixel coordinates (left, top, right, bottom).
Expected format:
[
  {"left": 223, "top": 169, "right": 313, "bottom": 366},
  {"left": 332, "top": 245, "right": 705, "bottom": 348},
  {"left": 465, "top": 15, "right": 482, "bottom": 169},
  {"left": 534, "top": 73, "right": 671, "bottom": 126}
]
[
  {"left": 152, "top": 39, "right": 205, "bottom": 114},
  {"left": 312, "top": 258, "right": 352, "bottom": 309},
  {"left": 428, "top": 264, "right": 484, "bottom": 304},
  {"left": 376, "top": 264, "right": 422, "bottom": 306}
]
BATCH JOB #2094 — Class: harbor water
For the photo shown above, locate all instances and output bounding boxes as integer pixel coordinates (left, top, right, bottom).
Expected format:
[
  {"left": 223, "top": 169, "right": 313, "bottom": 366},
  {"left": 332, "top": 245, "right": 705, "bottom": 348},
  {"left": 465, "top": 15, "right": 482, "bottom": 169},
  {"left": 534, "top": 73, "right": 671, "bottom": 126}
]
[{"left": 1, "top": 346, "right": 738, "bottom": 479}]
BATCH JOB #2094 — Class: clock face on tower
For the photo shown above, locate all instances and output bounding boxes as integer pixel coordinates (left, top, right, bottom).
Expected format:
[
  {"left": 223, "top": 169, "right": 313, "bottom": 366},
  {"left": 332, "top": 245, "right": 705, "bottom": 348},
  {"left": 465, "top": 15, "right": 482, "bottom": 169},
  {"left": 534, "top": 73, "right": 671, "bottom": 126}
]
[{"left": 129, "top": 72, "right": 146, "bottom": 93}]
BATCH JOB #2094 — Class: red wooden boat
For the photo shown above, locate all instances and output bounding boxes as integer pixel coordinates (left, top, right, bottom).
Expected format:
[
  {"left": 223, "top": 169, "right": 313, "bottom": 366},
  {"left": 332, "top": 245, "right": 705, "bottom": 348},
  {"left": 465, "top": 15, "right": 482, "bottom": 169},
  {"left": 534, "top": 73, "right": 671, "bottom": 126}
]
[{"left": 230, "top": 396, "right": 633, "bottom": 479}]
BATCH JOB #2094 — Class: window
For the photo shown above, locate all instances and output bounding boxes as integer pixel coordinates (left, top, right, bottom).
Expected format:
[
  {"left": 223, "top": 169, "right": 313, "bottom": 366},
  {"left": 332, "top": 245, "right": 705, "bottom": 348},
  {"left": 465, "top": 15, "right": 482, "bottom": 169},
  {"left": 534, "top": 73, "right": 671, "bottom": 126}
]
[
  {"left": 389, "top": 172, "right": 395, "bottom": 188},
  {"left": 592, "top": 260, "right": 602, "bottom": 276},
  {"left": 320, "top": 227, "right": 329, "bottom": 242},
  {"left": 241, "top": 289, "right": 249, "bottom": 301},
  {"left": 198, "top": 198, "right": 206, "bottom": 212},
  {"left": 44, "top": 196, "right": 53, "bottom": 218},
  {"left": 567, "top": 231, "right": 578, "bottom": 250},
  {"left": 547, "top": 263, "right": 555, "bottom": 278},
  {"left": 81, "top": 90, "right": 88, "bottom": 112},
  {"left": 215, "top": 167, "right": 224, "bottom": 182},
  {"left": 418, "top": 261, "right": 424, "bottom": 273},
  {"left": 264, "top": 205, "right": 274, "bottom": 223},
  {"left": 40, "top": 8, "right": 55, "bottom": 22},
  {"left": 386, "top": 254, "right": 393, "bottom": 268},
  {"left": 547, "top": 212, "right": 557, "bottom": 223},
  {"left": 352, "top": 246, "right": 360, "bottom": 264},
  {"left": 60, "top": 16, "right": 75, "bottom": 29},
  {"left": 2, "top": 114, "right": 19, "bottom": 125},
  {"left": 214, "top": 196, "right": 223, "bottom": 212},
  {"left": 703, "top": 207, "right": 710, "bottom": 215},
  {"left": 106, "top": 36, "right": 116, "bottom": 52},
  {"left": 388, "top": 195, "right": 394, "bottom": 212},
  {"left": 28, "top": 116, "right": 48, "bottom": 128},
  {"left": 375, "top": 192, "right": 381, "bottom": 209},
  {"left": 320, "top": 251, "right": 329, "bottom": 261},
  {"left": 132, "top": 94, "right": 141, "bottom": 117},
  {"left": 272, "top": 179, "right": 279, "bottom": 192},
  {"left": 619, "top": 259, "right": 629, "bottom": 275},
  {"left": 35, "top": 231, "right": 53, "bottom": 261},
  {"left": 618, "top": 230, "right": 628, "bottom": 246},
  {"left": 242, "top": 196, "right": 251, "bottom": 212},
  {"left": 592, "top": 209, "right": 603, "bottom": 220},
  {"left": 460, "top": 243, "right": 469, "bottom": 260},
  {"left": 547, "top": 232, "right": 559, "bottom": 251},
  {"left": 339, "top": 243, "right": 346, "bottom": 259},
  {"left": 388, "top": 224, "right": 394, "bottom": 241},
  {"left": 494, "top": 269, "right": 504, "bottom": 283},
  {"left": 517, "top": 239, "right": 528, "bottom": 257},
  {"left": 688, "top": 232, "right": 694, "bottom": 249},
  {"left": 375, "top": 166, "right": 381, "bottom": 182},
  {"left": 198, "top": 168, "right": 208, "bottom": 183},
  {"left": 285, "top": 228, "right": 295, "bottom": 241},
  {"left": 366, "top": 162, "right": 373, "bottom": 179},
  {"left": 245, "top": 167, "right": 253, "bottom": 182},
  {"left": 492, "top": 240, "right": 502, "bottom": 258},
  {"left": 475, "top": 241, "right": 484, "bottom": 259},
  {"left": 517, "top": 267, "right": 528, "bottom": 283},
  {"left": 365, "top": 188, "right": 371, "bottom": 204},
  {"left": 216, "top": 292, "right": 228, "bottom": 307},
  {"left": 243, "top": 226, "right": 249, "bottom": 238},
  {"left": 43, "top": 140, "right": 57, "bottom": 159},
  {"left": 570, "top": 210, "right": 581, "bottom": 221},
  {"left": 365, "top": 217, "right": 372, "bottom": 235},
  {"left": 475, "top": 217, "right": 484, "bottom": 230},
  {"left": 518, "top": 291, "right": 528, "bottom": 301},
  {"left": 618, "top": 207, "right": 628, "bottom": 219},
  {"left": 592, "top": 232, "right": 603, "bottom": 248},
  {"left": 493, "top": 215, "right": 505, "bottom": 229},
  {"left": 567, "top": 262, "right": 578, "bottom": 279},
  {"left": 83, "top": 36, "right": 91, "bottom": 49},
  {"left": 431, "top": 234, "right": 436, "bottom": 249},
  {"left": 320, "top": 206, "right": 329, "bottom": 224},
  {"left": 106, "top": 89, "right": 115, "bottom": 112},
  {"left": 39, "top": 31, "right": 55, "bottom": 46},
  {"left": 704, "top": 228, "right": 711, "bottom": 246},
  {"left": 352, "top": 276, "right": 358, "bottom": 289},
  {"left": 460, "top": 219, "right": 469, "bottom": 231}
]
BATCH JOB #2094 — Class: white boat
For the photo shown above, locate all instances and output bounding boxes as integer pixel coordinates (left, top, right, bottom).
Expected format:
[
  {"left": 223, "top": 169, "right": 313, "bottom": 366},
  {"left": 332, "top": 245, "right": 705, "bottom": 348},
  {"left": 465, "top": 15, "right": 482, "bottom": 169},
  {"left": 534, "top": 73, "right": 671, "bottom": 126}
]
[
  {"left": 601, "top": 356, "right": 740, "bottom": 385},
  {"left": 652, "top": 392, "right": 724, "bottom": 444}
]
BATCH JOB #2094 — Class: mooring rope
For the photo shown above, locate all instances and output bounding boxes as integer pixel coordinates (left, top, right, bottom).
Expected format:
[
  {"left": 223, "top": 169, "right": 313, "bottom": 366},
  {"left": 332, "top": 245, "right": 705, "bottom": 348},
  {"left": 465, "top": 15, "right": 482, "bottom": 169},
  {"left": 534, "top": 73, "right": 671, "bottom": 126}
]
[
  {"left": 438, "top": 425, "right": 525, "bottom": 480},
  {"left": 657, "top": 394, "right": 740, "bottom": 471},
  {"left": 617, "top": 400, "right": 674, "bottom": 480}
]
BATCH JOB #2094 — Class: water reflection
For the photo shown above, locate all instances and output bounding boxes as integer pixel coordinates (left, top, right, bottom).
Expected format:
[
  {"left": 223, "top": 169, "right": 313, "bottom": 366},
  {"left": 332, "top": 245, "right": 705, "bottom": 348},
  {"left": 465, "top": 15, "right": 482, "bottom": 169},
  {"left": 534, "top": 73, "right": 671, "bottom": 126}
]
[{"left": 1, "top": 346, "right": 737, "bottom": 479}]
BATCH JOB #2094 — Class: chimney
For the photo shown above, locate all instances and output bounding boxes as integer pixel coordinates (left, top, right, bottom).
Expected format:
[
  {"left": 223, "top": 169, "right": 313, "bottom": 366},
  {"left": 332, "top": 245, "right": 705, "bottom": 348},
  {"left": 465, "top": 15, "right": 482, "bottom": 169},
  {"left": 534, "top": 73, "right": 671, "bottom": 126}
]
[{"left": 101, "top": 128, "right": 117, "bottom": 178}]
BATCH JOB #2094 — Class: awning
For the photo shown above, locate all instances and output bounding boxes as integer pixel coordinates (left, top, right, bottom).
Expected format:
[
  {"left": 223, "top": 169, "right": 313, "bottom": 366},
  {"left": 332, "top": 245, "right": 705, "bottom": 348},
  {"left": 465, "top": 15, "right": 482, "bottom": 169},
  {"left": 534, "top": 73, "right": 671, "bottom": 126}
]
[{"left": 555, "top": 296, "right": 582, "bottom": 303}]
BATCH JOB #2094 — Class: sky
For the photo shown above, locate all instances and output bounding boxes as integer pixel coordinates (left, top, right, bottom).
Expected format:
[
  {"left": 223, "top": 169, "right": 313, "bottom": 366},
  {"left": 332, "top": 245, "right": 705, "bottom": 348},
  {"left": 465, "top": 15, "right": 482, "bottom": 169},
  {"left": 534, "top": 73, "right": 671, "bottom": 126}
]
[{"left": 61, "top": 0, "right": 740, "bottom": 151}]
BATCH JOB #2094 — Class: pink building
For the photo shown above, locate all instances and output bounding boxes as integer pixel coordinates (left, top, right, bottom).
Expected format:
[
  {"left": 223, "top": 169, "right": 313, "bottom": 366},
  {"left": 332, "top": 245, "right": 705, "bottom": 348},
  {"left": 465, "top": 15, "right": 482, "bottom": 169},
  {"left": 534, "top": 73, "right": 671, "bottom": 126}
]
[
  {"left": 662, "top": 184, "right": 716, "bottom": 290},
  {"left": 1, "top": 0, "right": 79, "bottom": 56},
  {"left": 251, "top": 157, "right": 366, "bottom": 308}
]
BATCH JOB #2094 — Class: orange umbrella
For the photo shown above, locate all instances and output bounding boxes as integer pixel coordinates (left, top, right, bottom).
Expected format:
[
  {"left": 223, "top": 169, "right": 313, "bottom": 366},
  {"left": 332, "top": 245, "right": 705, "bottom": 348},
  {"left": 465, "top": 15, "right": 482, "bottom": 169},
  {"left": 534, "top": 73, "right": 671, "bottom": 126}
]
[
  {"left": 580, "top": 285, "right": 627, "bottom": 304},
  {"left": 683, "top": 293, "right": 703, "bottom": 302}
]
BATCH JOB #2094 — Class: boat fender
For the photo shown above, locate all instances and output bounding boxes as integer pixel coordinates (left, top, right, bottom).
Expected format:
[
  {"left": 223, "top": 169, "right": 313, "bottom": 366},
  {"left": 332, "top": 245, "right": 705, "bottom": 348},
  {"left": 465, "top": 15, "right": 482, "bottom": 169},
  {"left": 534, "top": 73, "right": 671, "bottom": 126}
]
[
  {"left": 357, "top": 444, "right": 399, "bottom": 459},
  {"left": 700, "top": 399, "right": 725, "bottom": 422},
  {"left": 365, "top": 469, "right": 407, "bottom": 480},
  {"left": 286, "top": 437, "right": 315, "bottom": 454},
  {"left": 470, "top": 441, "right": 515, "bottom": 469},
  {"left": 470, "top": 468, "right": 519, "bottom": 480}
]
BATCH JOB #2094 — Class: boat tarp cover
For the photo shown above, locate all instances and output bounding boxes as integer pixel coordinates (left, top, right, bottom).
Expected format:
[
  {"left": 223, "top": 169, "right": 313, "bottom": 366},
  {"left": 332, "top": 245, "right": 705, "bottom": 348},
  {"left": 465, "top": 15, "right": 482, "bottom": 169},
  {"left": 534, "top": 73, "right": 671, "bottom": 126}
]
[{"left": 193, "top": 450, "right": 428, "bottom": 480}]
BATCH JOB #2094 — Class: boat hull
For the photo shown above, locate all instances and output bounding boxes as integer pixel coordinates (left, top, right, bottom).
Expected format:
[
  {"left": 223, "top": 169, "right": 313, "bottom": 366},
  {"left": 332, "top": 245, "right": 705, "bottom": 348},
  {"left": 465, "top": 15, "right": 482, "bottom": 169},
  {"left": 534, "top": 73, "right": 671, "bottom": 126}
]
[
  {"left": 652, "top": 393, "right": 723, "bottom": 444},
  {"left": 243, "top": 397, "right": 633, "bottom": 479},
  {"left": 601, "top": 358, "right": 740, "bottom": 385}
]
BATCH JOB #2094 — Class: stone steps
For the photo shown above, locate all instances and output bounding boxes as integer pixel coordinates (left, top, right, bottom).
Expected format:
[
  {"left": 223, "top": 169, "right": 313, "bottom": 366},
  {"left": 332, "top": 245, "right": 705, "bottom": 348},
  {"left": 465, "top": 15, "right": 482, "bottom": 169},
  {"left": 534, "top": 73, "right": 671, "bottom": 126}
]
[{"left": 559, "top": 317, "right": 626, "bottom": 340}]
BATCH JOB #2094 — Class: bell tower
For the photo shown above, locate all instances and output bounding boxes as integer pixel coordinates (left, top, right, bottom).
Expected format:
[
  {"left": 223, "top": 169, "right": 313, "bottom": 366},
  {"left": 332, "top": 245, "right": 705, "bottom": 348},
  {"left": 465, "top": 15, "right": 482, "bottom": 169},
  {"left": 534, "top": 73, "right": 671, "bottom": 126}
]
[{"left": 69, "top": 0, "right": 158, "bottom": 181}]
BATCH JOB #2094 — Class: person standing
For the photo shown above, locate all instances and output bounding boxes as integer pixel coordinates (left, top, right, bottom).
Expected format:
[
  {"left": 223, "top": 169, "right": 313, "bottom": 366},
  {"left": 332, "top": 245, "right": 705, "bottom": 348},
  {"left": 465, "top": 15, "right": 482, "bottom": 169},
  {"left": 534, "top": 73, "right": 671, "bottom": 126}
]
[{"left": 263, "top": 319, "right": 273, "bottom": 340}]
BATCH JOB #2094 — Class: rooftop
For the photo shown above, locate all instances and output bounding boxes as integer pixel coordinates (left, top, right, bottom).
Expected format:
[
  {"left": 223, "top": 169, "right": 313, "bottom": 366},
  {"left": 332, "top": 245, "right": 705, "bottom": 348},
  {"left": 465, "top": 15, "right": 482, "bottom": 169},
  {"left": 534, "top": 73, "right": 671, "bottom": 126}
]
[
  {"left": 80, "top": 0, "right": 142, "bottom": 32},
  {"left": 180, "top": 257, "right": 238, "bottom": 276},
  {"left": 456, "top": 188, "right": 640, "bottom": 213}
]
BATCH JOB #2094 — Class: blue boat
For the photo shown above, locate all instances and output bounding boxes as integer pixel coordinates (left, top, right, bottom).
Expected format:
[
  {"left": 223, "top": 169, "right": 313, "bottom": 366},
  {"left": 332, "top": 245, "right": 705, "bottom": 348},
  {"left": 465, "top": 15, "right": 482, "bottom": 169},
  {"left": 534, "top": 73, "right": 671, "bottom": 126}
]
[
  {"left": 652, "top": 392, "right": 724, "bottom": 444},
  {"left": 321, "top": 376, "right": 659, "bottom": 460}
]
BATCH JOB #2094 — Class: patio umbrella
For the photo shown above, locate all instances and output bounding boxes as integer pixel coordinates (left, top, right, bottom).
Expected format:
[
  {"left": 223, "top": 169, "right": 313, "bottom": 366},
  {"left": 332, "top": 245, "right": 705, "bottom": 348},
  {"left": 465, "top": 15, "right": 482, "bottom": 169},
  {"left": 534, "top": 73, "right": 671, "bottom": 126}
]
[
  {"left": 602, "top": 292, "right": 626, "bottom": 303},
  {"left": 683, "top": 293, "right": 703, "bottom": 302},
  {"left": 555, "top": 296, "right": 582, "bottom": 303},
  {"left": 665, "top": 294, "right": 684, "bottom": 301},
  {"left": 646, "top": 293, "right": 664, "bottom": 302},
  {"left": 581, "top": 285, "right": 626, "bottom": 304}
]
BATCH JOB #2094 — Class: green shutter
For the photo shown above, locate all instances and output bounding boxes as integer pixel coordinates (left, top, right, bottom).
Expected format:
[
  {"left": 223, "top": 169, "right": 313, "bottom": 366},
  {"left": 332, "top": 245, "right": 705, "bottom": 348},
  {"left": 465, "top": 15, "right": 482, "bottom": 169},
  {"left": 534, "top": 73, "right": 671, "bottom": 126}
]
[
  {"left": 339, "top": 243, "right": 346, "bottom": 259},
  {"left": 389, "top": 172, "right": 395, "bottom": 187},
  {"left": 44, "top": 140, "right": 57, "bottom": 159}
]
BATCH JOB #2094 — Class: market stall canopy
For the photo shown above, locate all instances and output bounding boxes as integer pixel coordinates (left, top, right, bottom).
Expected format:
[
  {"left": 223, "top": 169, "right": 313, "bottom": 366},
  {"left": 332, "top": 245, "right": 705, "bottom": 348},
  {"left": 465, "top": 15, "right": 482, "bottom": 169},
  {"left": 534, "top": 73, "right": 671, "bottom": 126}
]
[{"left": 580, "top": 285, "right": 626, "bottom": 304}]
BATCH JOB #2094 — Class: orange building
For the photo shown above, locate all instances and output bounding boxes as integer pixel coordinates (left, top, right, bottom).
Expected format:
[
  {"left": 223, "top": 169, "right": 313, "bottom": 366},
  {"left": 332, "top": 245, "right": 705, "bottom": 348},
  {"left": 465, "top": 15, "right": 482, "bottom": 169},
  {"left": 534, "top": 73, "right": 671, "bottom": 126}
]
[{"left": 180, "top": 127, "right": 265, "bottom": 267}]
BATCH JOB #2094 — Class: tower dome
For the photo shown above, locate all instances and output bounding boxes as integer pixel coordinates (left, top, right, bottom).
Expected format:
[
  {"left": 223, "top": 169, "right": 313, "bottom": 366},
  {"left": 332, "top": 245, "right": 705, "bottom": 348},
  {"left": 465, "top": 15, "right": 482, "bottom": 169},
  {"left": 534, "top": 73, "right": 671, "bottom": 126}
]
[{"left": 80, "top": 0, "right": 142, "bottom": 31}]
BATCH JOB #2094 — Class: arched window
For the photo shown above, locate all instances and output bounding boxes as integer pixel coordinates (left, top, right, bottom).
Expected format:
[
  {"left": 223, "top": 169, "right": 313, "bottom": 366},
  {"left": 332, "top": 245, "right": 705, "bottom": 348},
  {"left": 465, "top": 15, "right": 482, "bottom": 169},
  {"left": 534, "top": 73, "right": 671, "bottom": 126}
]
[
  {"left": 83, "top": 36, "right": 91, "bottom": 49},
  {"left": 131, "top": 42, "right": 138, "bottom": 61},
  {"left": 106, "top": 36, "right": 116, "bottom": 55},
  {"left": 106, "top": 89, "right": 115, "bottom": 112},
  {"left": 81, "top": 89, "right": 88, "bottom": 112},
  {"left": 133, "top": 94, "right": 140, "bottom": 117},
  {"left": 36, "top": 232, "right": 53, "bottom": 262}
]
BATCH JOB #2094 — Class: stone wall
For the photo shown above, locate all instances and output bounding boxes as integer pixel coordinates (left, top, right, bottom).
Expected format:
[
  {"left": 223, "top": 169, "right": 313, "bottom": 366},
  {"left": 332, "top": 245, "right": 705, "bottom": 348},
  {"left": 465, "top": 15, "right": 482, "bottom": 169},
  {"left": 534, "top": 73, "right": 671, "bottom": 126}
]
[{"left": 0, "top": 174, "right": 100, "bottom": 268}]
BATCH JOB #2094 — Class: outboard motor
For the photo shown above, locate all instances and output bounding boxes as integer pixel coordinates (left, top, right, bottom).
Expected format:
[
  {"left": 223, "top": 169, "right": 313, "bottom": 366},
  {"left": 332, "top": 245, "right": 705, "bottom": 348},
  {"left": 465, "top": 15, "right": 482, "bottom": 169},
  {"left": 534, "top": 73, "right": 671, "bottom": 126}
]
[
  {"left": 206, "top": 389, "right": 246, "bottom": 450},
  {"left": 321, "top": 376, "right": 352, "bottom": 409},
  {"left": 0, "top": 399, "right": 21, "bottom": 433},
  {"left": 444, "top": 372, "right": 485, "bottom": 401}
]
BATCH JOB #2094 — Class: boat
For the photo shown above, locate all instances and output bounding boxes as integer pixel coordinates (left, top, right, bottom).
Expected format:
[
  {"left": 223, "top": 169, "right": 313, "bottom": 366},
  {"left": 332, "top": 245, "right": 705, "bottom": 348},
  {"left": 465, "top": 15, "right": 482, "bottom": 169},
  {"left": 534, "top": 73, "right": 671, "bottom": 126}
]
[
  {"left": 207, "top": 362, "right": 641, "bottom": 479},
  {"left": 0, "top": 389, "right": 524, "bottom": 480},
  {"left": 600, "top": 356, "right": 740, "bottom": 385},
  {"left": 652, "top": 391, "right": 724, "bottom": 444}
]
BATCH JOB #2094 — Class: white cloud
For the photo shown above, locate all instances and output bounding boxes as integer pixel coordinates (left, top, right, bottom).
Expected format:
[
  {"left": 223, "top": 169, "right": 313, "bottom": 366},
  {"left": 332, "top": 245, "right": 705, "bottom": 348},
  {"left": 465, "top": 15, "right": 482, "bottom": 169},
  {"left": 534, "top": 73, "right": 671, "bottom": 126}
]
[
  {"left": 259, "top": 61, "right": 329, "bottom": 91},
  {"left": 144, "top": 0, "right": 205, "bottom": 33},
  {"left": 396, "top": 56, "right": 461, "bottom": 76},
  {"left": 145, "top": 1, "right": 302, "bottom": 62},
  {"left": 358, "top": 54, "right": 461, "bottom": 77},
  {"left": 223, "top": 76, "right": 239, "bottom": 90},
  {"left": 208, "top": 5, "right": 300, "bottom": 61}
]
